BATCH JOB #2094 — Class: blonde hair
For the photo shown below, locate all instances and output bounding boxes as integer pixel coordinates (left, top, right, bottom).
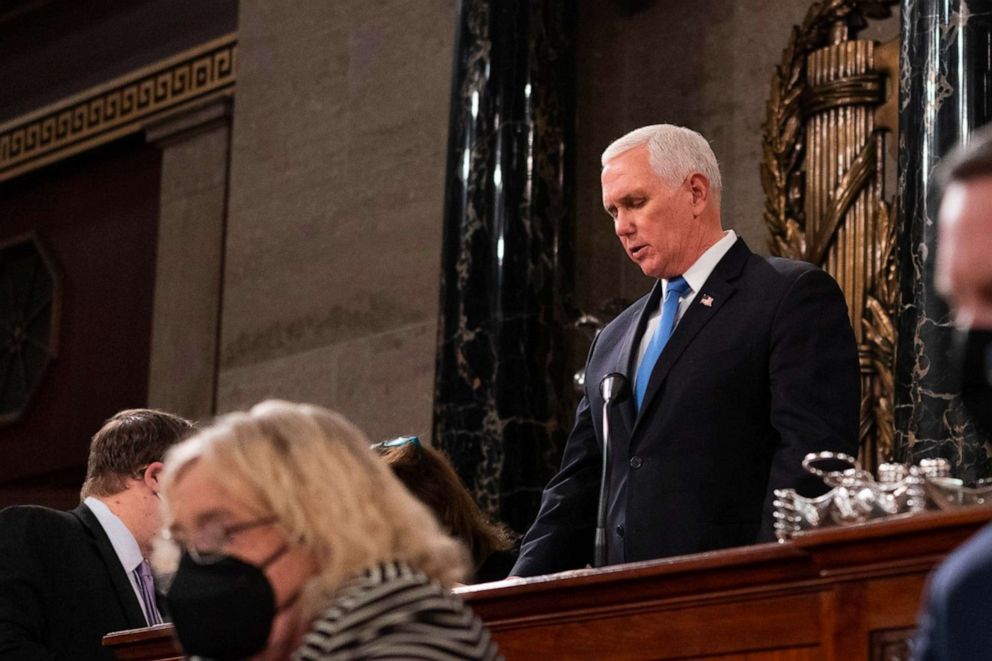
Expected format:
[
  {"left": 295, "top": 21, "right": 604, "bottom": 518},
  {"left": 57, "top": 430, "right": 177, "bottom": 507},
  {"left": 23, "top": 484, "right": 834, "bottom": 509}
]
[
  {"left": 601, "top": 124, "right": 722, "bottom": 194},
  {"left": 159, "top": 400, "right": 468, "bottom": 620}
]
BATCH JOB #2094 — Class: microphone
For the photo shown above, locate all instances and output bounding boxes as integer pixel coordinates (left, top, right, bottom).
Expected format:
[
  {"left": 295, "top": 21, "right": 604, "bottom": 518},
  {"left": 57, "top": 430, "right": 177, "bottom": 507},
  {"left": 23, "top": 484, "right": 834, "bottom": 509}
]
[
  {"left": 594, "top": 372, "right": 626, "bottom": 568},
  {"left": 600, "top": 372, "right": 625, "bottom": 403}
]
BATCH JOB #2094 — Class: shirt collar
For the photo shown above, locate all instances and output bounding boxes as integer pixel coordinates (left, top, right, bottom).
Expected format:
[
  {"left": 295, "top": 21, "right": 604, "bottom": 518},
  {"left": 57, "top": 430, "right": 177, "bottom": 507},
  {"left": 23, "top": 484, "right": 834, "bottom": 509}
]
[
  {"left": 663, "top": 229, "right": 737, "bottom": 295},
  {"left": 84, "top": 496, "right": 144, "bottom": 573}
]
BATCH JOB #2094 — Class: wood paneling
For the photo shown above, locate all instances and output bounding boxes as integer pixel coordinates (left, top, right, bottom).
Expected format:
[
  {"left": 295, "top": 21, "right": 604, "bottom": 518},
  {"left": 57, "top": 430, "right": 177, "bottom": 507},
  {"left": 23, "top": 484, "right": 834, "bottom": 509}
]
[{"left": 104, "top": 508, "right": 992, "bottom": 661}]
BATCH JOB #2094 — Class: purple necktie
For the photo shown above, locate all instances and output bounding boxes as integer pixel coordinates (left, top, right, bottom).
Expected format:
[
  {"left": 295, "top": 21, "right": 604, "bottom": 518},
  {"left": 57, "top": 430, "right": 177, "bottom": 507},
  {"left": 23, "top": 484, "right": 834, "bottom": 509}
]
[{"left": 135, "top": 559, "right": 163, "bottom": 626}]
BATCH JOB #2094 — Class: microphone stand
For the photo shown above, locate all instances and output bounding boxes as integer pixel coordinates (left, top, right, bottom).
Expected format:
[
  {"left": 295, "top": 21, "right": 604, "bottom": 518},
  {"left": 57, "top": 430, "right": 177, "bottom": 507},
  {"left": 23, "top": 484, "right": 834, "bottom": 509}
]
[{"left": 594, "top": 373, "right": 625, "bottom": 568}]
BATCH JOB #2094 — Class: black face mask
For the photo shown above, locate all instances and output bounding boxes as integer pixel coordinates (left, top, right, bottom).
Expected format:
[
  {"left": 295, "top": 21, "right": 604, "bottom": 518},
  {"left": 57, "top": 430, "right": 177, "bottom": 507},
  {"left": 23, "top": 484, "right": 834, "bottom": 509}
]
[
  {"left": 955, "top": 329, "right": 992, "bottom": 435},
  {"left": 165, "top": 547, "right": 285, "bottom": 660}
]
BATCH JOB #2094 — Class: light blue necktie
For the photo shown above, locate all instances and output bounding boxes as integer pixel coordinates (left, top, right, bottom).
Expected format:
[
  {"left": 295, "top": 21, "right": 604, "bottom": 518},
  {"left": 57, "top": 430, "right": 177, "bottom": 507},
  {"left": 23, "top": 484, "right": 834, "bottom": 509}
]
[{"left": 634, "top": 276, "right": 691, "bottom": 410}]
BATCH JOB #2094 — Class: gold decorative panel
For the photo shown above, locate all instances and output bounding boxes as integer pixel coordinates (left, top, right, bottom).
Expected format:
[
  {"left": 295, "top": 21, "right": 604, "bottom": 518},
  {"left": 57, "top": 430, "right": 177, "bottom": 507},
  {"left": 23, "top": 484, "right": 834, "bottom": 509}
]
[
  {"left": 762, "top": 1, "right": 899, "bottom": 469},
  {"left": 0, "top": 34, "right": 236, "bottom": 183}
]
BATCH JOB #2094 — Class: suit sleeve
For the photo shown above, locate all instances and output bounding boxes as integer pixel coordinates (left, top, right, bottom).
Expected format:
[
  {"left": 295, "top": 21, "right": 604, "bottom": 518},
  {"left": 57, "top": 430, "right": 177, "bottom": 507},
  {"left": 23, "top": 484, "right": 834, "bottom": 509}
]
[
  {"left": 0, "top": 509, "right": 58, "bottom": 661},
  {"left": 761, "top": 267, "right": 860, "bottom": 540},
  {"left": 912, "top": 524, "right": 992, "bottom": 661},
  {"left": 510, "top": 334, "right": 604, "bottom": 577}
]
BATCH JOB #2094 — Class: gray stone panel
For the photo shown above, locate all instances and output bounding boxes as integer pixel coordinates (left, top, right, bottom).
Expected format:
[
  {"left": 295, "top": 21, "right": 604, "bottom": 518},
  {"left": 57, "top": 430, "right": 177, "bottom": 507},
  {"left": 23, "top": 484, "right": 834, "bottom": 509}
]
[
  {"left": 217, "top": 320, "right": 436, "bottom": 442},
  {"left": 219, "top": 0, "right": 455, "bottom": 427},
  {"left": 148, "top": 110, "right": 230, "bottom": 420}
]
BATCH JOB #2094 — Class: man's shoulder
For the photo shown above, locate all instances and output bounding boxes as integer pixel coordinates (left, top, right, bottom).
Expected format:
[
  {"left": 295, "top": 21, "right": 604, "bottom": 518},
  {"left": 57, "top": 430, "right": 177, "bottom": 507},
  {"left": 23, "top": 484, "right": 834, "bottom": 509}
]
[
  {"left": 0, "top": 503, "right": 76, "bottom": 525},
  {"left": 748, "top": 254, "right": 822, "bottom": 283},
  {"left": 598, "top": 290, "right": 652, "bottom": 337},
  {"left": 930, "top": 522, "right": 992, "bottom": 602},
  {"left": 739, "top": 255, "right": 846, "bottom": 308},
  {"left": 0, "top": 504, "right": 84, "bottom": 540}
]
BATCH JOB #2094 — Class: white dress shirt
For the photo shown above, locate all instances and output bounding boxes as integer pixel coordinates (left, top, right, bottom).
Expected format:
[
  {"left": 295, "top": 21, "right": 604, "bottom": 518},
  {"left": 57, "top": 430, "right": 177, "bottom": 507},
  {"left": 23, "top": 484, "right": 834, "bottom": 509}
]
[
  {"left": 633, "top": 230, "right": 738, "bottom": 379},
  {"left": 84, "top": 496, "right": 154, "bottom": 624}
]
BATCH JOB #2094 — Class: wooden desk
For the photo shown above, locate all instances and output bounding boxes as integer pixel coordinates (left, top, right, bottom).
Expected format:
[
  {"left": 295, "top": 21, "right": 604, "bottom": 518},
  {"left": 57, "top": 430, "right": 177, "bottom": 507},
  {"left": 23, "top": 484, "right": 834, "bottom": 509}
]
[{"left": 104, "top": 508, "right": 992, "bottom": 660}]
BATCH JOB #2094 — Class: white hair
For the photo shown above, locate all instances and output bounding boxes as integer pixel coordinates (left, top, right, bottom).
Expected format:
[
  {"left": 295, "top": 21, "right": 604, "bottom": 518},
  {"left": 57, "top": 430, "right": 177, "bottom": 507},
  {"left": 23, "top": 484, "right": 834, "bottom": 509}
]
[{"left": 601, "top": 124, "right": 722, "bottom": 193}]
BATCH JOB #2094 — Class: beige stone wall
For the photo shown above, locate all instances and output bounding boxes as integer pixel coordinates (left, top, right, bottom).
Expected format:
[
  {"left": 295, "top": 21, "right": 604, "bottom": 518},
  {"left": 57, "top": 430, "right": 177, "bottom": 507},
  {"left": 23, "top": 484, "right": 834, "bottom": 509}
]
[
  {"left": 217, "top": 0, "right": 456, "bottom": 441},
  {"left": 147, "top": 100, "right": 232, "bottom": 422}
]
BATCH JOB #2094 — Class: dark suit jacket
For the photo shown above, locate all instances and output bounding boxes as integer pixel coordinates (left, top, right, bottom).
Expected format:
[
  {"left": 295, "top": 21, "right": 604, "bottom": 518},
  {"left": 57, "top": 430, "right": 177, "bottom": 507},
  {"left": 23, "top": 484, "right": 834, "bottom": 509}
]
[
  {"left": 0, "top": 503, "right": 149, "bottom": 660},
  {"left": 512, "top": 239, "right": 860, "bottom": 575},
  {"left": 912, "top": 522, "right": 992, "bottom": 661}
]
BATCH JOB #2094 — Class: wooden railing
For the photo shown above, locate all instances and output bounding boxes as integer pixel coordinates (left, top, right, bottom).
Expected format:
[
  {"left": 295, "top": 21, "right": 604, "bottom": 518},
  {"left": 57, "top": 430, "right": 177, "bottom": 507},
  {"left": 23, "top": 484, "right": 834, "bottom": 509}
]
[{"left": 105, "top": 507, "right": 992, "bottom": 660}]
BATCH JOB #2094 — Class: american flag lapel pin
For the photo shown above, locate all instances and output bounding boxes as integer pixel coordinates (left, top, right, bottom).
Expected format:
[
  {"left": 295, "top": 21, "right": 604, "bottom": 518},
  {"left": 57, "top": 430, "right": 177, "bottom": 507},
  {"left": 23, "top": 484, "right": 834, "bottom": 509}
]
[{"left": 700, "top": 294, "right": 714, "bottom": 307}]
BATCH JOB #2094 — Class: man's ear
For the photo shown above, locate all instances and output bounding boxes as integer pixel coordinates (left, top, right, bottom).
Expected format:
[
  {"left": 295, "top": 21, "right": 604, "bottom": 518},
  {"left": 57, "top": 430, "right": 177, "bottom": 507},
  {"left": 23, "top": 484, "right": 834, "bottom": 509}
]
[
  {"left": 143, "top": 461, "right": 165, "bottom": 494},
  {"left": 686, "top": 172, "right": 711, "bottom": 211}
]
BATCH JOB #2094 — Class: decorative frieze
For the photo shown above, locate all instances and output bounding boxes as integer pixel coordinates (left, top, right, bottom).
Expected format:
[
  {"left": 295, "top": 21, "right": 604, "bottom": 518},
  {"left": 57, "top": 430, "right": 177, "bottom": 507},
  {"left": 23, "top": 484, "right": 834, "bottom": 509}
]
[{"left": 0, "top": 34, "right": 236, "bottom": 182}]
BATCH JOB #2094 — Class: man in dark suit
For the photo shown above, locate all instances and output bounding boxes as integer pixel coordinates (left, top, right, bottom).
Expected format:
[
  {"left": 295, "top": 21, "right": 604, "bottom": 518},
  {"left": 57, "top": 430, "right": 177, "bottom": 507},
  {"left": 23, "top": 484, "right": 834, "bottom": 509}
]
[
  {"left": 512, "top": 124, "right": 860, "bottom": 576},
  {"left": 912, "top": 126, "right": 992, "bottom": 661},
  {"left": 0, "top": 409, "right": 194, "bottom": 660}
]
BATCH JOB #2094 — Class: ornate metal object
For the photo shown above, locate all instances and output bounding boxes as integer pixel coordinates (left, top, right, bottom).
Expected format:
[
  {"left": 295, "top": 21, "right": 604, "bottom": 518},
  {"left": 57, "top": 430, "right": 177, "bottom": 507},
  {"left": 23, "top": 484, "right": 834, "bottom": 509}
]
[
  {"left": 763, "top": 1, "right": 899, "bottom": 470},
  {"left": 773, "top": 452, "right": 992, "bottom": 541},
  {"left": 569, "top": 299, "right": 630, "bottom": 395}
]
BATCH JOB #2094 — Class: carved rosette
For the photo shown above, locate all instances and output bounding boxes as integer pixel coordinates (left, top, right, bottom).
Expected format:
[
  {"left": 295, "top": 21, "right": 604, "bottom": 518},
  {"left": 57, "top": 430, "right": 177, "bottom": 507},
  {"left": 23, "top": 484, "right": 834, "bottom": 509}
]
[{"left": 762, "top": 0, "right": 899, "bottom": 469}]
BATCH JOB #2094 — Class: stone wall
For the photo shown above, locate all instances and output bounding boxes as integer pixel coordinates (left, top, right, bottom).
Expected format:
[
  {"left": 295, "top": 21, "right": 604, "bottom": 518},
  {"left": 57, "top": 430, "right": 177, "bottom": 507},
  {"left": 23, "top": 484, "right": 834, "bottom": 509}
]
[{"left": 217, "top": 0, "right": 456, "bottom": 441}]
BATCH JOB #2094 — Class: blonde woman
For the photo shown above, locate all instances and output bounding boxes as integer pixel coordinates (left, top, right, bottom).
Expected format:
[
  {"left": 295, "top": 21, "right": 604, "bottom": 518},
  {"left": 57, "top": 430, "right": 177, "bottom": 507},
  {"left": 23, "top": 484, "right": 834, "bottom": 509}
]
[{"left": 154, "top": 400, "right": 500, "bottom": 660}]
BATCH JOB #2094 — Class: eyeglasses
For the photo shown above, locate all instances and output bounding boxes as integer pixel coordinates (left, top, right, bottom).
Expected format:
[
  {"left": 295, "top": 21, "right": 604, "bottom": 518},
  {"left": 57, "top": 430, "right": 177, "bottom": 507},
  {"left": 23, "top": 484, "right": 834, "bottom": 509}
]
[
  {"left": 370, "top": 435, "right": 421, "bottom": 451},
  {"left": 157, "top": 516, "right": 278, "bottom": 565}
]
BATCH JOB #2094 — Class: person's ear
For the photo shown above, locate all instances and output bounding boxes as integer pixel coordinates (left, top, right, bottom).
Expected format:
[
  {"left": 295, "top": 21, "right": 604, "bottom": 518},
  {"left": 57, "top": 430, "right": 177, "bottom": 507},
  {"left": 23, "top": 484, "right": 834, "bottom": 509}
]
[
  {"left": 686, "top": 172, "right": 711, "bottom": 212},
  {"left": 143, "top": 461, "right": 165, "bottom": 495}
]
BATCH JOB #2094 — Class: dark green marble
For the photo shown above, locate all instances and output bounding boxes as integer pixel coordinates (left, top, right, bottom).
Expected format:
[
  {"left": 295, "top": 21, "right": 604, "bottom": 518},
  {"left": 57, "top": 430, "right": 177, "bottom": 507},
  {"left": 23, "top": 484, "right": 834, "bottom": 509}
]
[
  {"left": 895, "top": 0, "right": 992, "bottom": 483},
  {"left": 433, "top": 1, "right": 576, "bottom": 532}
]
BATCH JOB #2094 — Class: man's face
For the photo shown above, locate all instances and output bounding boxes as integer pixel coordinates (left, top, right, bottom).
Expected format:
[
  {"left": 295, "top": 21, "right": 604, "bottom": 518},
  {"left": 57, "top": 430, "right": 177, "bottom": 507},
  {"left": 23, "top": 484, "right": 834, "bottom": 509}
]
[
  {"left": 601, "top": 145, "right": 703, "bottom": 280},
  {"left": 937, "top": 177, "right": 992, "bottom": 329}
]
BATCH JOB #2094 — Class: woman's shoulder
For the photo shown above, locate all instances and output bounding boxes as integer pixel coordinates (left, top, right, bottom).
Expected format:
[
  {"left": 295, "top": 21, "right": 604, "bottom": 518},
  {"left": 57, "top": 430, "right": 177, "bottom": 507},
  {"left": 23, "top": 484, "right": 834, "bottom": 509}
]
[{"left": 294, "top": 561, "right": 502, "bottom": 660}]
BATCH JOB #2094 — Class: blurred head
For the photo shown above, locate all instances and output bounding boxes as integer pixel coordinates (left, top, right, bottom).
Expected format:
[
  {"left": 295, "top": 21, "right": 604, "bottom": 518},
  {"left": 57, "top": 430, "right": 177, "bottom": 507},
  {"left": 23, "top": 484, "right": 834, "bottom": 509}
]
[
  {"left": 937, "top": 124, "right": 992, "bottom": 330},
  {"left": 601, "top": 124, "right": 724, "bottom": 279},
  {"left": 159, "top": 401, "right": 467, "bottom": 627},
  {"left": 936, "top": 124, "right": 992, "bottom": 435},
  {"left": 374, "top": 437, "right": 514, "bottom": 574}
]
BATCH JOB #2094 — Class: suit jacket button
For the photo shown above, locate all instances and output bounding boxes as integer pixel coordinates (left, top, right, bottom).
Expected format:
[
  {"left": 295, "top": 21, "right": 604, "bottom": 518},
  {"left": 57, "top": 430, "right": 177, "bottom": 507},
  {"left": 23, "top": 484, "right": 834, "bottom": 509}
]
[
  {"left": 616, "top": 524, "right": 625, "bottom": 538},
  {"left": 629, "top": 456, "right": 643, "bottom": 469}
]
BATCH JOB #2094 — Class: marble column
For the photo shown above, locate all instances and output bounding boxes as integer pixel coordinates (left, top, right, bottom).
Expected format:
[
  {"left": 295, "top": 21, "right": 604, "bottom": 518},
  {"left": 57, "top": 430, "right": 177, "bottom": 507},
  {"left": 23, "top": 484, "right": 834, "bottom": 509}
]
[
  {"left": 896, "top": 0, "right": 992, "bottom": 482},
  {"left": 433, "top": 0, "right": 575, "bottom": 532}
]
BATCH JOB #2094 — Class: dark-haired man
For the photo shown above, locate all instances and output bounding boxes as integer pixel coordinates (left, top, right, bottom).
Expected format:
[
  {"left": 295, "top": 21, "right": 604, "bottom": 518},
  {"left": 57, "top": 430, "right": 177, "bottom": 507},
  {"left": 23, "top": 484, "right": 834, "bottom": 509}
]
[
  {"left": 913, "top": 125, "right": 992, "bottom": 661},
  {"left": 0, "top": 409, "right": 194, "bottom": 660}
]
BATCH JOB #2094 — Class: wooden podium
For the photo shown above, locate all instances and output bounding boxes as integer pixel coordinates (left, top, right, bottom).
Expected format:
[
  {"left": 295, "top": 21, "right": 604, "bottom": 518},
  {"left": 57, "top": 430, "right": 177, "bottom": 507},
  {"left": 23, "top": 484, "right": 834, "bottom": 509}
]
[{"left": 104, "top": 508, "right": 992, "bottom": 660}]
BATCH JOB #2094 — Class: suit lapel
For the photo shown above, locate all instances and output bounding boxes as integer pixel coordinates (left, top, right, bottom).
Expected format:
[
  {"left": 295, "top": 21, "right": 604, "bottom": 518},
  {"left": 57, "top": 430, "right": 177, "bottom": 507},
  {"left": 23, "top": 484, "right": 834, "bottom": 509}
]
[
  {"left": 614, "top": 282, "right": 662, "bottom": 438},
  {"left": 632, "top": 239, "right": 750, "bottom": 438},
  {"left": 73, "top": 504, "right": 149, "bottom": 629}
]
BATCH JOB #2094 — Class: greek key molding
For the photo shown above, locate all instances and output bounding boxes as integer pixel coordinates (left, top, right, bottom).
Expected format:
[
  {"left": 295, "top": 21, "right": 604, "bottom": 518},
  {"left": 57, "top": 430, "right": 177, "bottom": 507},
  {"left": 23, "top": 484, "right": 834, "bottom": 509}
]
[{"left": 0, "top": 34, "right": 236, "bottom": 182}]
